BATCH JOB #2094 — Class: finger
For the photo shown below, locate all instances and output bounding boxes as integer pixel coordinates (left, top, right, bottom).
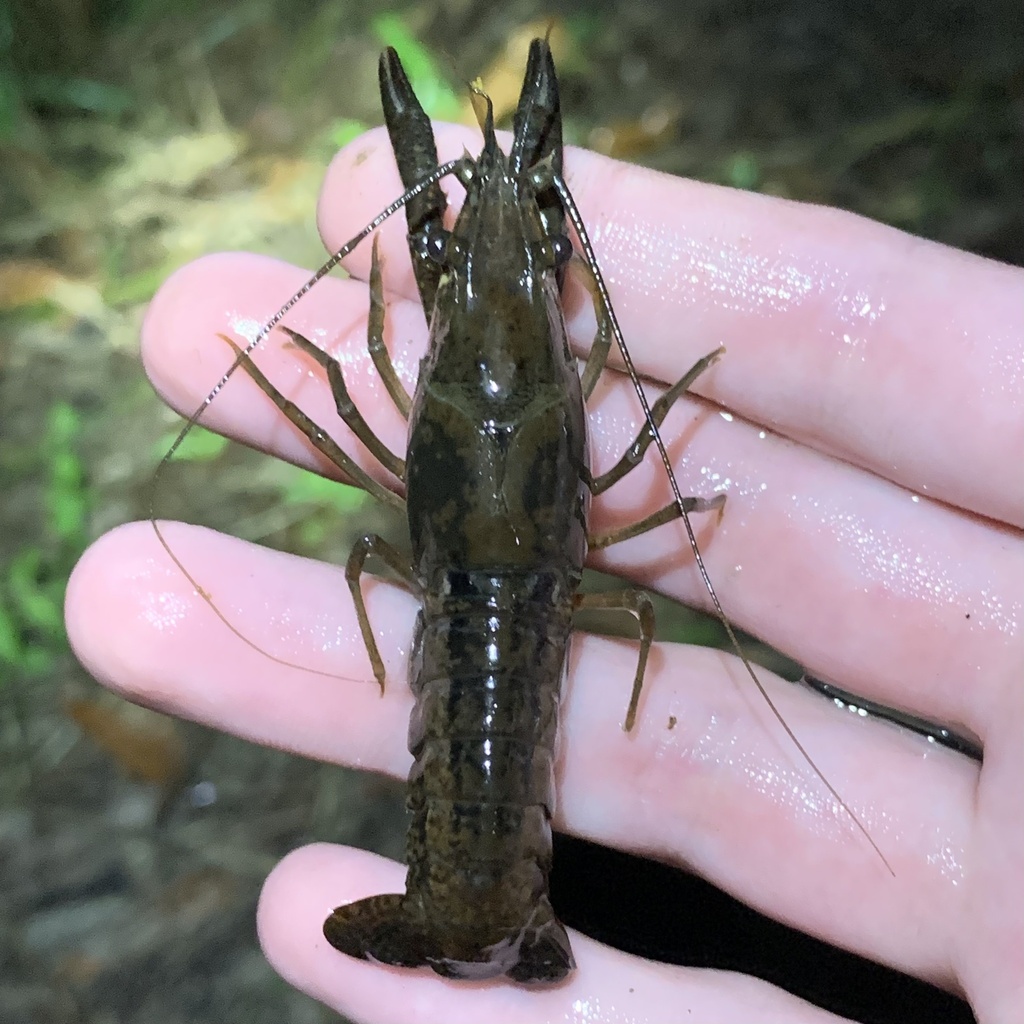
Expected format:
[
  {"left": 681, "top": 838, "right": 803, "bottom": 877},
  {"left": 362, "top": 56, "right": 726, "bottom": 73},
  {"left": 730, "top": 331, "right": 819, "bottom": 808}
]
[
  {"left": 67, "top": 521, "right": 977, "bottom": 989},
  {"left": 320, "top": 125, "right": 1024, "bottom": 527},
  {"left": 960, "top": 701, "right": 1024, "bottom": 1024},
  {"left": 586, "top": 365, "right": 1020, "bottom": 743},
  {"left": 258, "top": 843, "right": 853, "bottom": 1024},
  {"left": 142, "top": 252, "right": 415, "bottom": 487},
  {"left": 142, "top": 253, "right": 1021, "bottom": 737}
]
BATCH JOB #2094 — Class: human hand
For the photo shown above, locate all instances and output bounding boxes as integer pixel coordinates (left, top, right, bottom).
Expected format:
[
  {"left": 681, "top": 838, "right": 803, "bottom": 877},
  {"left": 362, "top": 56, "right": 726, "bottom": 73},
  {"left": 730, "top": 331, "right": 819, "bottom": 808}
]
[{"left": 66, "top": 126, "right": 1023, "bottom": 1023}]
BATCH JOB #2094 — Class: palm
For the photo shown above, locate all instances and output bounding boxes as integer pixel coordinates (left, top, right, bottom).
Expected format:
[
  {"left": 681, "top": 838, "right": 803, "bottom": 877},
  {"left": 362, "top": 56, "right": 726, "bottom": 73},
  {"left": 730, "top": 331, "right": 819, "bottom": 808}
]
[{"left": 67, "top": 127, "right": 1023, "bottom": 1023}]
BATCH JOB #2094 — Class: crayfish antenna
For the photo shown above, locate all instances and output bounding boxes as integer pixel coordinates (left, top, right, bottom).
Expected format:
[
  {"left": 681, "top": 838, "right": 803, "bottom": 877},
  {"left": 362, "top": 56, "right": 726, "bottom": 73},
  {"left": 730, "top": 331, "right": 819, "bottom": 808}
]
[{"left": 551, "top": 170, "right": 896, "bottom": 879}]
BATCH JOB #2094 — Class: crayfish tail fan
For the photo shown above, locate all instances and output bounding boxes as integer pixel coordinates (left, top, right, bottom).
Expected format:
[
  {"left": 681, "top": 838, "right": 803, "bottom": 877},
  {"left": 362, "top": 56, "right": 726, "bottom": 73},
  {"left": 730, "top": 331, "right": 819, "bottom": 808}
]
[
  {"left": 323, "top": 894, "right": 430, "bottom": 969},
  {"left": 324, "top": 891, "right": 575, "bottom": 982},
  {"left": 505, "top": 898, "right": 575, "bottom": 984}
]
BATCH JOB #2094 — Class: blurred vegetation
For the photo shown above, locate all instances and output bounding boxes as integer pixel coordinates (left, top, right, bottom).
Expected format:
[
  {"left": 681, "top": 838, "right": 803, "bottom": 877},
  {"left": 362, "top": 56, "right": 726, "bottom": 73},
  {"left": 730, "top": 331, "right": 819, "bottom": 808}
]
[
  {"left": 0, "top": 2, "right": 1020, "bottom": 1021},
  {"left": 0, "top": 401, "right": 89, "bottom": 678}
]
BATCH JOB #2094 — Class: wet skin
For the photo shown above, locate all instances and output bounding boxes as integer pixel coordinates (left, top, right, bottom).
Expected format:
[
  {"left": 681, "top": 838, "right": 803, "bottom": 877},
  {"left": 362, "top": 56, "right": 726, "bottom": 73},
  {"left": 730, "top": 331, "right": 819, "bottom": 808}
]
[{"left": 67, "top": 54, "right": 1022, "bottom": 1024}]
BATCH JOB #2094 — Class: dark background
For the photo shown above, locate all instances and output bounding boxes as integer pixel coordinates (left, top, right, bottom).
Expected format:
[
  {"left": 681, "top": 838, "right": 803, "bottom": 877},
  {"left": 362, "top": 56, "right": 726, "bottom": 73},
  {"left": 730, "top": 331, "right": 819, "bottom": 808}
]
[{"left": 2, "top": 1, "right": 1020, "bottom": 1021}]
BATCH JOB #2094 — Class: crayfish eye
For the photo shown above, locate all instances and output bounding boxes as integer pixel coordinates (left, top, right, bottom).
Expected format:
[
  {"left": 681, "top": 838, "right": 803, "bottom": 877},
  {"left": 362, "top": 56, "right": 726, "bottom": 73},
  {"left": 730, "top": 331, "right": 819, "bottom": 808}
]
[
  {"left": 424, "top": 228, "right": 450, "bottom": 264},
  {"left": 550, "top": 234, "right": 573, "bottom": 267}
]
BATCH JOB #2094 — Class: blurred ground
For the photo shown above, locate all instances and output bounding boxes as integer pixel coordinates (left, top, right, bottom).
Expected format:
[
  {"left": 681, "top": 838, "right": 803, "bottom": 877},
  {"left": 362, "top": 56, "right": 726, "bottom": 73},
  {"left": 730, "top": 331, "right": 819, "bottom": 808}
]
[{"left": 1, "top": 1, "right": 1021, "bottom": 1022}]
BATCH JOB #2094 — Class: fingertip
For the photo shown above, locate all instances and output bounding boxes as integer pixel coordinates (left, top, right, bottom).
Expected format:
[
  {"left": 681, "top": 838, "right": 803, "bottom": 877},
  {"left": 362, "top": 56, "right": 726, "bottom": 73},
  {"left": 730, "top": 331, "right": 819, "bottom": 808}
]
[
  {"left": 142, "top": 252, "right": 272, "bottom": 411},
  {"left": 258, "top": 844, "right": 448, "bottom": 1021},
  {"left": 139, "top": 246, "right": 391, "bottom": 470},
  {"left": 66, "top": 522, "right": 169, "bottom": 695},
  {"left": 66, "top": 521, "right": 263, "bottom": 728},
  {"left": 318, "top": 126, "right": 410, "bottom": 289},
  {"left": 257, "top": 843, "right": 391, "bottom": 997}
]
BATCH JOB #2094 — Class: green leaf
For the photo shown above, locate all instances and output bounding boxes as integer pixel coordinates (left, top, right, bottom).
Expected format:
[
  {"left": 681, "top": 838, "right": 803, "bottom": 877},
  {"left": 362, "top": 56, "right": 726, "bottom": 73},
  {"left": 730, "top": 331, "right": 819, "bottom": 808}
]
[
  {"left": 153, "top": 426, "right": 230, "bottom": 462},
  {"left": 46, "top": 401, "right": 81, "bottom": 448},
  {"left": 329, "top": 117, "right": 371, "bottom": 150},
  {"left": 0, "top": 598, "right": 24, "bottom": 668},
  {"left": 6, "top": 549, "right": 63, "bottom": 635},
  {"left": 26, "top": 75, "right": 135, "bottom": 116},
  {"left": 725, "top": 152, "right": 761, "bottom": 191},
  {"left": 278, "top": 466, "right": 367, "bottom": 513},
  {"left": 371, "top": 14, "right": 462, "bottom": 121},
  {"left": 49, "top": 489, "right": 90, "bottom": 544},
  {"left": 279, "top": 2, "right": 348, "bottom": 102},
  {"left": 102, "top": 262, "right": 171, "bottom": 307},
  {"left": 0, "top": 300, "right": 64, "bottom": 326},
  {"left": 297, "top": 516, "right": 327, "bottom": 549},
  {"left": 661, "top": 611, "right": 726, "bottom": 648},
  {"left": 44, "top": 403, "right": 89, "bottom": 542},
  {"left": 21, "top": 645, "right": 55, "bottom": 675}
]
